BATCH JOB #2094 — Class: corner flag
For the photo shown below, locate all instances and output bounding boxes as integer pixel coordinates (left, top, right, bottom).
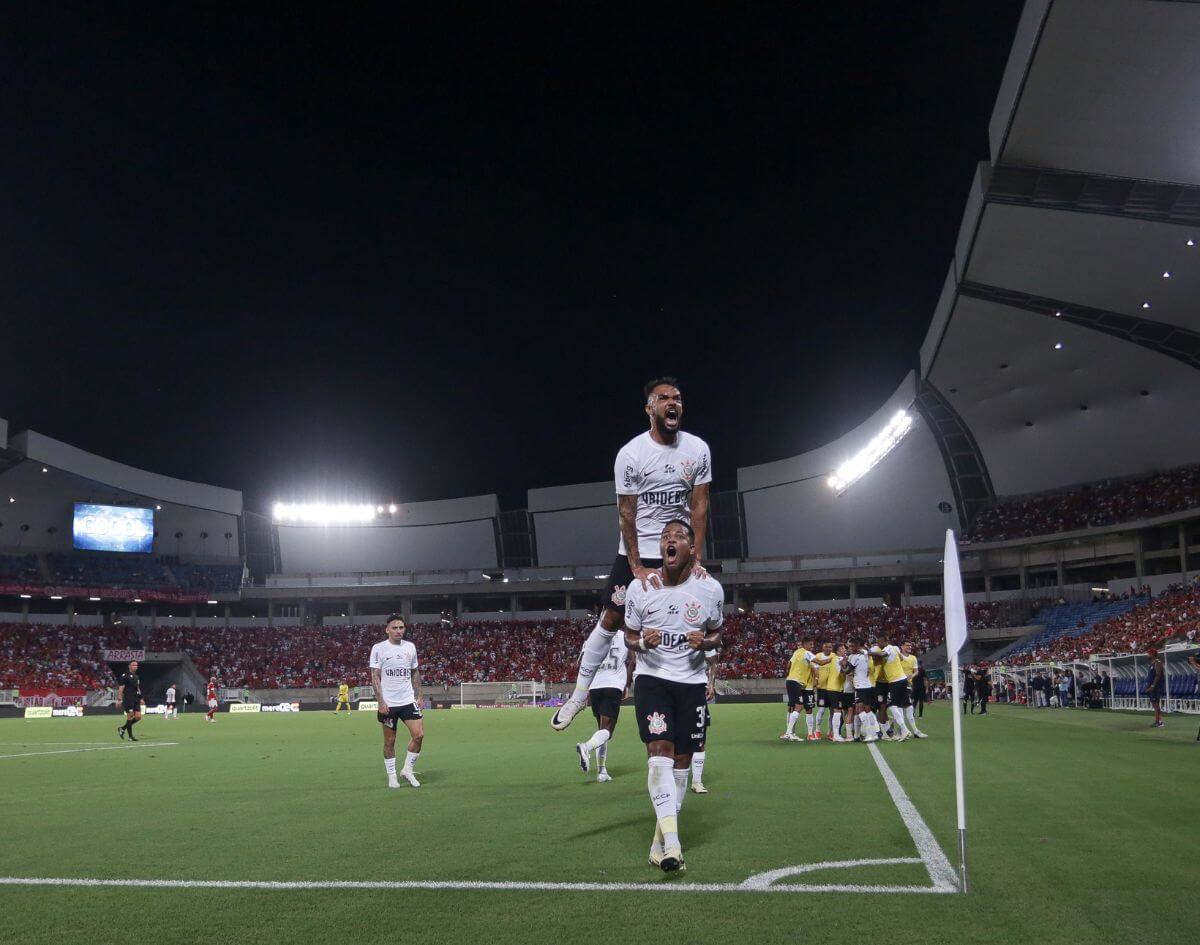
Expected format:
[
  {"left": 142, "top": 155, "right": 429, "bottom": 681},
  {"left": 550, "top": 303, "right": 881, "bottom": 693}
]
[{"left": 944, "top": 528, "right": 969, "bottom": 893}]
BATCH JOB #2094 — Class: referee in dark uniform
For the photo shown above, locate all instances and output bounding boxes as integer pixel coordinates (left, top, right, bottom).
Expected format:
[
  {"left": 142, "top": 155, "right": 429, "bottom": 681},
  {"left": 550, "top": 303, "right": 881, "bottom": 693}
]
[{"left": 117, "top": 660, "right": 144, "bottom": 741}]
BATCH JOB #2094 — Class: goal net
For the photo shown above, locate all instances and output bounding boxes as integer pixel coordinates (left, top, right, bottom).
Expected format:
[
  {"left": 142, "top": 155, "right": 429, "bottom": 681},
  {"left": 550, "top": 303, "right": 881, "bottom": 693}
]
[{"left": 459, "top": 680, "right": 546, "bottom": 707}]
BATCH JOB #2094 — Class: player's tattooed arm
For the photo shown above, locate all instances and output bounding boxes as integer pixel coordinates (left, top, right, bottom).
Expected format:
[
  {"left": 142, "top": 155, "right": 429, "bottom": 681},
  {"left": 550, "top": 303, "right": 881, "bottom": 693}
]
[
  {"left": 370, "top": 667, "right": 386, "bottom": 710},
  {"left": 619, "top": 494, "right": 661, "bottom": 589},
  {"left": 689, "top": 481, "right": 710, "bottom": 577},
  {"left": 411, "top": 669, "right": 422, "bottom": 707}
]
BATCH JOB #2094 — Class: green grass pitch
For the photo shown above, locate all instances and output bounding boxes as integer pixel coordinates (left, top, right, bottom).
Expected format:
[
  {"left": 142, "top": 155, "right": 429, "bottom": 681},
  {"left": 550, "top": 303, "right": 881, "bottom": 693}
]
[{"left": 0, "top": 703, "right": 1194, "bottom": 945}]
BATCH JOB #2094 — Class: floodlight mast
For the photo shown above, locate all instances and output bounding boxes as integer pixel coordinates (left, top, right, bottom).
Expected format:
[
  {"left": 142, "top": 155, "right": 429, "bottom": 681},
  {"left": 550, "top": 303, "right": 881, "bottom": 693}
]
[{"left": 827, "top": 409, "right": 914, "bottom": 495}]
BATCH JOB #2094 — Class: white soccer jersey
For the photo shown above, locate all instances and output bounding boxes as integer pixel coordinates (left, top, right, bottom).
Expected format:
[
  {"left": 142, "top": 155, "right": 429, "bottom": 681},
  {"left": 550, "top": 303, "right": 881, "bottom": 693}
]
[
  {"left": 847, "top": 651, "right": 873, "bottom": 689},
  {"left": 590, "top": 639, "right": 629, "bottom": 692},
  {"left": 165, "top": 687, "right": 176, "bottom": 703},
  {"left": 614, "top": 430, "right": 712, "bottom": 560},
  {"left": 625, "top": 572, "right": 724, "bottom": 685},
  {"left": 369, "top": 639, "right": 420, "bottom": 707}
]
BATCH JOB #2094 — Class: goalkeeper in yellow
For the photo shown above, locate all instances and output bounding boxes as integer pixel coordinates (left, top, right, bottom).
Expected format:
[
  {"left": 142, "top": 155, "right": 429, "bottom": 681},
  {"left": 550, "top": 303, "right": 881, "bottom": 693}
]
[{"left": 334, "top": 682, "right": 351, "bottom": 714}]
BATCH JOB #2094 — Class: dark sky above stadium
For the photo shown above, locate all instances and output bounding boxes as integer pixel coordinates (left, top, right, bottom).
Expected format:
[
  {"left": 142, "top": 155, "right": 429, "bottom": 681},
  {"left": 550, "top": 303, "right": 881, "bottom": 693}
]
[{"left": 2, "top": 4, "right": 1024, "bottom": 512}]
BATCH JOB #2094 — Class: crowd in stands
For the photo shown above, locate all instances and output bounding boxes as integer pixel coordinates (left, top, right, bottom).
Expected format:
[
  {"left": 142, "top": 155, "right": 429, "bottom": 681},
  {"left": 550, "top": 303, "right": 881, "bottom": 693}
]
[
  {"left": 967, "top": 463, "right": 1200, "bottom": 543},
  {"left": 0, "top": 623, "right": 135, "bottom": 690},
  {"left": 28, "top": 553, "right": 242, "bottom": 593},
  {"left": 1005, "top": 580, "right": 1200, "bottom": 665}
]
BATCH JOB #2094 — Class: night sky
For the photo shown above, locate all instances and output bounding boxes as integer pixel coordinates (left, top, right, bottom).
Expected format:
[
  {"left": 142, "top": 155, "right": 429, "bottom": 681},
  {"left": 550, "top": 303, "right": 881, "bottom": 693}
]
[{"left": 2, "top": 4, "right": 1024, "bottom": 512}]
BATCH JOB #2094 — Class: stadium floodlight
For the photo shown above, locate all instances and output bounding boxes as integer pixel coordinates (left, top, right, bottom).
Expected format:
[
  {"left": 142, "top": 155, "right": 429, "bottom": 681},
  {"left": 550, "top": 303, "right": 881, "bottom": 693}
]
[
  {"left": 272, "top": 502, "right": 377, "bottom": 524},
  {"left": 388, "top": 504, "right": 398, "bottom": 514},
  {"left": 827, "top": 409, "right": 914, "bottom": 495}
]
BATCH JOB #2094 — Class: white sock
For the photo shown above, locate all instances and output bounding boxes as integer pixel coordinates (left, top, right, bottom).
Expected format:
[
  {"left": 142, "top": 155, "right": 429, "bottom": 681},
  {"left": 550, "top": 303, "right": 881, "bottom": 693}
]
[
  {"left": 814, "top": 706, "right": 827, "bottom": 733},
  {"left": 672, "top": 767, "right": 689, "bottom": 813},
  {"left": 859, "top": 712, "right": 879, "bottom": 738},
  {"left": 785, "top": 711, "right": 799, "bottom": 735},
  {"left": 584, "top": 728, "right": 611, "bottom": 752},
  {"left": 572, "top": 621, "right": 617, "bottom": 700},
  {"left": 888, "top": 706, "right": 910, "bottom": 735},
  {"left": 905, "top": 706, "right": 919, "bottom": 731},
  {"left": 647, "top": 757, "right": 679, "bottom": 849},
  {"left": 832, "top": 711, "right": 842, "bottom": 736},
  {"left": 597, "top": 742, "right": 608, "bottom": 771},
  {"left": 403, "top": 751, "right": 420, "bottom": 771},
  {"left": 805, "top": 712, "right": 815, "bottom": 736},
  {"left": 384, "top": 757, "right": 397, "bottom": 781},
  {"left": 691, "top": 751, "right": 706, "bottom": 784}
]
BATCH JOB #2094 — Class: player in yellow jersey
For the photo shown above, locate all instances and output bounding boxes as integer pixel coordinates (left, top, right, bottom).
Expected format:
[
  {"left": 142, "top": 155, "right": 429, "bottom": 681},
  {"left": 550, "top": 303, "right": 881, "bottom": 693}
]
[
  {"left": 875, "top": 635, "right": 914, "bottom": 741},
  {"left": 815, "top": 642, "right": 849, "bottom": 741},
  {"left": 334, "top": 682, "right": 351, "bottom": 714},
  {"left": 780, "top": 637, "right": 817, "bottom": 742},
  {"left": 900, "top": 642, "right": 927, "bottom": 738}
]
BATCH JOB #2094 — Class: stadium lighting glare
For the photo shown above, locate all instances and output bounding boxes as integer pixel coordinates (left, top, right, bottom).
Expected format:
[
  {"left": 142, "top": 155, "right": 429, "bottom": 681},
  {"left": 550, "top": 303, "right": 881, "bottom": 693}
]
[
  {"left": 49, "top": 595, "right": 62, "bottom": 600},
  {"left": 19, "top": 594, "right": 31, "bottom": 599},
  {"left": 7, "top": 497, "right": 13, "bottom": 503},
  {"left": 1162, "top": 271, "right": 1171, "bottom": 278},
  {"left": 132, "top": 598, "right": 142, "bottom": 603},
  {"left": 41, "top": 467, "right": 48, "bottom": 473},
  {"left": 827, "top": 409, "right": 915, "bottom": 495},
  {"left": 388, "top": 504, "right": 398, "bottom": 514},
  {"left": 1054, "top": 311, "right": 1062, "bottom": 317},
  {"left": 1053, "top": 342, "right": 1063, "bottom": 350},
  {"left": 89, "top": 596, "right": 101, "bottom": 602},
  {"left": 207, "top": 600, "right": 218, "bottom": 605},
  {"left": 1142, "top": 302, "right": 1151, "bottom": 309},
  {"left": 376, "top": 505, "right": 385, "bottom": 514},
  {"left": 272, "top": 502, "right": 377, "bottom": 524},
  {"left": 156, "top": 504, "right": 162, "bottom": 510},
  {"left": 1188, "top": 239, "right": 1195, "bottom": 247}
]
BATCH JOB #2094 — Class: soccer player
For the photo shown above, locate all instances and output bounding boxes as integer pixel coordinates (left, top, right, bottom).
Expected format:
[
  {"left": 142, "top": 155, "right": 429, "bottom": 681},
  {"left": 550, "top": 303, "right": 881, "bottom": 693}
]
[
  {"left": 900, "top": 642, "right": 927, "bottom": 738},
  {"left": 690, "top": 647, "right": 719, "bottom": 793},
  {"left": 815, "top": 642, "right": 849, "bottom": 741},
  {"left": 838, "top": 649, "right": 856, "bottom": 740},
  {"left": 972, "top": 663, "right": 991, "bottom": 715},
  {"left": 205, "top": 676, "right": 218, "bottom": 722},
  {"left": 875, "top": 636, "right": 914, "bottom": 740},
  {"left": 575, "top": 636, "right": 633, "bottom": 781},
  {"left": 116, "top": 660, "right": 143, "bottom": 741},
  {"left": 1145, "top": 647, "right": 1165, "bottom": 728},
  {"left": 847, "top": 641, "right": 880, "bottom": 742},
  {"left": 780, "top": 637, "right": 817, "bottom": 741},
  {"left": 334, "top": 681, "right": 351, "bottom": 714},
  {"left": 164, "top": 682, "right": 177, "bottom": 721},
  {"left": 624, "top": 519, "right": 723, "bottom": 873},
  {"left": 369, "top": 615, "right": 424, "bottom": 788},
  {"left": 551, "top": 377, "right": 712, "bottom": 731}
]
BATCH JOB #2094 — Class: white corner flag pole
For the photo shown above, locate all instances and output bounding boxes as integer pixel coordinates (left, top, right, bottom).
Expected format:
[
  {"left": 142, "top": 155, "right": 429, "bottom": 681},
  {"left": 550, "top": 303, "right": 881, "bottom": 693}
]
[{"left": 943, "top": 528, "right": 969, "bottom": 893}]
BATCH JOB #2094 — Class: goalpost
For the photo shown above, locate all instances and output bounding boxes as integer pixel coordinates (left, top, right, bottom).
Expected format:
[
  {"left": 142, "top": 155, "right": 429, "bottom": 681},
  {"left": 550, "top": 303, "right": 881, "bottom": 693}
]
[{"left": 458, "top": 680, "right": 546, "bottom": 707}]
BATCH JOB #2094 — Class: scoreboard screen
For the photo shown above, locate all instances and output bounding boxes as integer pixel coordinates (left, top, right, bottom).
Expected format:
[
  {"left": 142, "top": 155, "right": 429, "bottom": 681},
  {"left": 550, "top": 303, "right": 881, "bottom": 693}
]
[{"left": 72, "top": 504, "right": 155, "bottom": 553}]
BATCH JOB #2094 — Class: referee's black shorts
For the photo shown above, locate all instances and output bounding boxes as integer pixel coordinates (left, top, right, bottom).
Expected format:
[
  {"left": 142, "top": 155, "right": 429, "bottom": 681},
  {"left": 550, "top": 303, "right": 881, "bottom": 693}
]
[{"left": 601, "top": 554, "right": 664, "bottom": 613}]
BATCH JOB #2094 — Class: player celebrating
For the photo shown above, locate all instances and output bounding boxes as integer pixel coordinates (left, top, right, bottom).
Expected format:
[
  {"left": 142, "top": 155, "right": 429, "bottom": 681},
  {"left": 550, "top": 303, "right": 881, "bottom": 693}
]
[
  {"left": 369, "top": 615, "right": 424, "bottom": 788},
  {"left": 551, "top": 377, "right": 712, "bottom": 731},
  {"left": 624, "top": 519, "right": 724, "bottom": 873},
  {"left": 875, "top": 636, "right": 914, "bottom": 740},
  {"left": 780, "top": 637, "right": 817, "bottom": 741},
  {"left": 334, "top": 681, "right": 351, "bottom": 714},
  {"left": 164, "top": 682, "right": 177, "bottom": 721},
  {"left": 574, "top": 636, "right": 633, "bottom": 781},
  {"left": 847, "top": 640, "right": 880, "bottom": 742},
  {"left": 116, "top": 660, "right": 143, "bottom": 741},
  {"left": 901, "top": 642, "right": 927, "bottom": 737},
  {"left": 205, "top": 676, "right": 218, "bottom": 722}
]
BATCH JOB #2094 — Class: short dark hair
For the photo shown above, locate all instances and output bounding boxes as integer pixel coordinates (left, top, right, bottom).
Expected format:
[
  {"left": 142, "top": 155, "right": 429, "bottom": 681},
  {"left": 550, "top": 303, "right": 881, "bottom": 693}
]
[
  {"left": 662, "top": 519, "right": 695, "bottom": 542},
  {"left": 644, "top": 376, "right": 681, "bottom": 402},
  {"left": 385, "top": 614, "right": 405, "bottom": 626}
]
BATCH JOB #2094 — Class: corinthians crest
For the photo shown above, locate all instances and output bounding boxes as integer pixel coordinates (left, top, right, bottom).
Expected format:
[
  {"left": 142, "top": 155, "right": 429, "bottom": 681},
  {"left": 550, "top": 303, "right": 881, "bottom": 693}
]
[
  {"left": 679, "top": 458, "right": 695, "bottom": 483},
  {"left": 611, "top": 584, "right": 628, "bottom": 606},
  {"left": 684, "top": 599, "right": 703, "bottom": 625},
  {"left": 646, "top": 711, "right": 667, "bottom": 735}
]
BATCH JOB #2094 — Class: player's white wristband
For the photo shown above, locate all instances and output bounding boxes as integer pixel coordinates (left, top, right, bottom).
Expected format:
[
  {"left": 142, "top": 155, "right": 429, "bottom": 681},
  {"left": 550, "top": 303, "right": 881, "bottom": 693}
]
[{"left": 637, "top": 637, "right": 648, "bottom": 652}]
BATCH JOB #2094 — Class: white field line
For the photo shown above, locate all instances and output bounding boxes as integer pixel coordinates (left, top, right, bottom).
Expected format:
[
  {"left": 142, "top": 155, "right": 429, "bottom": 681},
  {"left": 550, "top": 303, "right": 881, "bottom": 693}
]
[
  {"left": 0, "top": 742, "right": 178, "bottom": 760},
  {"left": 867, "top": 743, "right": 959, "bottom": 891},
  {"left": 0, "top": 873, "right": 952, "bottom": 895}
]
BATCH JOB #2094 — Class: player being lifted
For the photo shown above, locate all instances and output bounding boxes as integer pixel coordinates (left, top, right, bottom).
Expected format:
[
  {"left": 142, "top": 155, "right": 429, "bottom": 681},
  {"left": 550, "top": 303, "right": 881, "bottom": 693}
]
[
  {"left": 369, "top": 615, "right": 424, "bottom": 788},
  {"left": 624, "top": 520, "right": 724, "bottom": 873},
  {"left": 574, "top": 636, "right": 634, "bottom": 781},
  {"left": 334, "top": 681, "right": 351, "bottom": 714},
  {"left": 551, "top": 377, "right": 712, "bottom": 731}
]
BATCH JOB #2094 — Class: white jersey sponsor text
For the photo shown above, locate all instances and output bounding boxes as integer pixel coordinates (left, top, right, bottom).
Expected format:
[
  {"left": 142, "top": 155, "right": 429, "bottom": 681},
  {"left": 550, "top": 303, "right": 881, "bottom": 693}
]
[
  {"left": 625, "top": 572, "right": 724, "bottom": 685},
  {"left": 614, "top": 431, "right": 712, "bottom": 560}
]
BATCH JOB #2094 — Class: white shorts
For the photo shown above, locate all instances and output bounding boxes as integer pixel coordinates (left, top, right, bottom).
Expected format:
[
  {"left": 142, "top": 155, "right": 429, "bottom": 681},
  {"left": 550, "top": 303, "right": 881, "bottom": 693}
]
[{"left": 207, "top": 699, "right": 218, "bottom": 709}]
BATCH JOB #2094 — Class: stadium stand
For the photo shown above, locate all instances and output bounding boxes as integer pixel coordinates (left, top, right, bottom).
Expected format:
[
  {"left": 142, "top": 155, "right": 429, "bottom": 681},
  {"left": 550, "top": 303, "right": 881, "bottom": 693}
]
[
  {"left": 0, "top": 622, "right": 135, "bottom": 690},
  {"left": 0, "top": 554, "right": 41, "bottom": 583},
  {"left": 139, "top": 603, "right": 1004, "bottom": 689},
  {"left": 966, "top": 464, "right": 1200, "bottom": 543},
  {"left": 1005, "top": 582, "right": 1200, "bottom": 665},
  {"left": 35, "top": 554, "right": 241, "bottom": 593}
]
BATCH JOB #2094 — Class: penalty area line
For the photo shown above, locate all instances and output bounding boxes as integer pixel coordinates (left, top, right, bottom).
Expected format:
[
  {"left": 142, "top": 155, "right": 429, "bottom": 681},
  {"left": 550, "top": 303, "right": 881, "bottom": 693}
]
[
  {"left": 0, "top": 742, "right": 178, "bottom": 760},
  {"left": 0, "top": 874, "right": 954, "bottom": 895}
]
